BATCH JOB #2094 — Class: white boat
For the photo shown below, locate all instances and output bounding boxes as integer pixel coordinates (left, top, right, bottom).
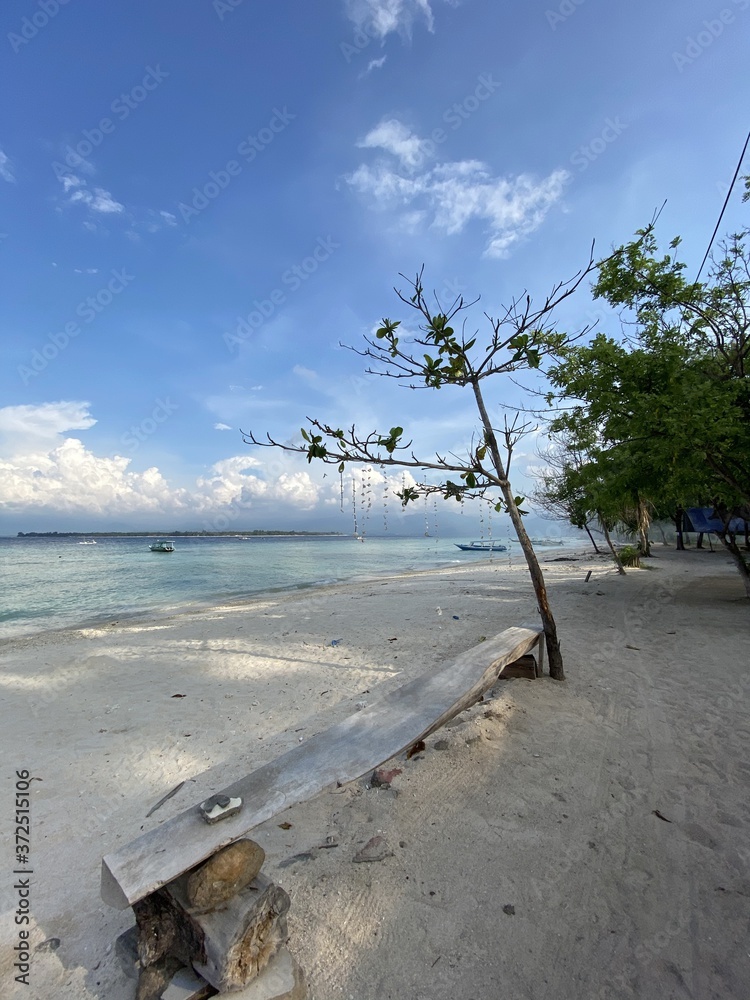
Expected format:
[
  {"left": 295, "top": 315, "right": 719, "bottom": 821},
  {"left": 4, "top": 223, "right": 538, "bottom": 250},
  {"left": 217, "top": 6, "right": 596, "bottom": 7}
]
[
  {"left": 454, "top": 540, "right": 507, "bottom": 552},
  {"left": 149, "top": 540, "right": 175, "bottom": 552},
  {"left": 79, "top": 538, "right": 97, "bottom": 545}
]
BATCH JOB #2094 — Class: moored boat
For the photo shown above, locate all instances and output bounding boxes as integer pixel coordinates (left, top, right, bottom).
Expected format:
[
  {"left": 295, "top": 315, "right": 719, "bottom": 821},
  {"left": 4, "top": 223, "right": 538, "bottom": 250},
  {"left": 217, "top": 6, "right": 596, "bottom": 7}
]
[
  {"left": 454, "top": 540, "right": 507, "bottom": 552},
  {"left": 148, "top": 540, "right": 175, "bottom": 552}
]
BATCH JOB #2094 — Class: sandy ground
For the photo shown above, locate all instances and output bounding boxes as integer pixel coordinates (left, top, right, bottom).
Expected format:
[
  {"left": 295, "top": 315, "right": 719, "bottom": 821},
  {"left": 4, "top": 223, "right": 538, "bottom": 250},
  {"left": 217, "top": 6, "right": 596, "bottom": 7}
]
[{"left": 1, "top": 545, "right": 749, "bottom": 1000}]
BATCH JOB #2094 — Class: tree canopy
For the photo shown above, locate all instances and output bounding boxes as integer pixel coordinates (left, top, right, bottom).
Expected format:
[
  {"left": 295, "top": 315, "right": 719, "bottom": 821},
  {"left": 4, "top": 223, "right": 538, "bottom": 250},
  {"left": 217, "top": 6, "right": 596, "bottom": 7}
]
[{"left": 544, "top": 210, "right": 750, "bottom": 595}]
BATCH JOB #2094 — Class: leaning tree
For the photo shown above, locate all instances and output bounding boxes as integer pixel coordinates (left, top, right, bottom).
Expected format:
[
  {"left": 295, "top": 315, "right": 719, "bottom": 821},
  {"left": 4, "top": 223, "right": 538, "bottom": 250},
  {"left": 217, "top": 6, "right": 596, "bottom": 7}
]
[{"left": 245, "top": 257, "right": 600, "bottom": 681}]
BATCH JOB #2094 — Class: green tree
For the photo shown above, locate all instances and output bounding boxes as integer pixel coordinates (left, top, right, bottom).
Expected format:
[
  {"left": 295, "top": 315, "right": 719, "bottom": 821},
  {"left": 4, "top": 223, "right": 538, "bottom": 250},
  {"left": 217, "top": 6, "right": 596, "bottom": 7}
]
[
  {"left": 548, "top": 220, "right": 750, "bottom": 596},
  {"left": 246, "top": 261, "right": 599, "bottom": 680}
]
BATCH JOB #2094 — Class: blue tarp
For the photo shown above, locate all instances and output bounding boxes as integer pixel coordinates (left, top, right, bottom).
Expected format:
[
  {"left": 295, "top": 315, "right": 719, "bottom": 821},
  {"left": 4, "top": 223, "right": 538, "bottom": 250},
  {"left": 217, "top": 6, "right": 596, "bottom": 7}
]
[{"left": 686, "top": 507, "right": 748, "bottom": 534}]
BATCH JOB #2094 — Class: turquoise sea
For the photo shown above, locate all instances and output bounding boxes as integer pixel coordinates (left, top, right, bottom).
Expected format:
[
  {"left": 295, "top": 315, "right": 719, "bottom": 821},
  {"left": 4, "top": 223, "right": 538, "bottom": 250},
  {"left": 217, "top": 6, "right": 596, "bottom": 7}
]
[{"left": 0, "top": 533, "right": 579, "bottom": 641}]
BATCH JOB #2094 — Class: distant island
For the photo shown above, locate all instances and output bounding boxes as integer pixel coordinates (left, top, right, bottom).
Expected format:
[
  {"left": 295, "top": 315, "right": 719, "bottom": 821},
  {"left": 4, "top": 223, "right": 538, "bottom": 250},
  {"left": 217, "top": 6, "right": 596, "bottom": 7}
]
[{"left": 16, "top": 530, "right": 343, "bottom": 538}]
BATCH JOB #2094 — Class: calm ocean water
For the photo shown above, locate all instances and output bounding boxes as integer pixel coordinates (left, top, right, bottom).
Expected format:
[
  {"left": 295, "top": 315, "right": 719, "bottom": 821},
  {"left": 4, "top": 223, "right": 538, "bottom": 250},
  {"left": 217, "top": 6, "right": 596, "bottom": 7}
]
[
  {"left": 0, "top": 533, "right": 578, "bottom": 641},
  {"left": 0, "top": 534, "right": 487, "bottom": 640}
]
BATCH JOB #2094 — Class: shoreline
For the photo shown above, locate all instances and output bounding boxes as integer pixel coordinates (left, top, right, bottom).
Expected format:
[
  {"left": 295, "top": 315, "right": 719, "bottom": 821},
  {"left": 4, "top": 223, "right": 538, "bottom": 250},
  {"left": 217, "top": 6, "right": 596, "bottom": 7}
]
[
  {"left": 3, "top": 546, "right": 746, "bottom": 998},
  {"left": 0, "top": 541, "right": 594, "bottom": 647}
]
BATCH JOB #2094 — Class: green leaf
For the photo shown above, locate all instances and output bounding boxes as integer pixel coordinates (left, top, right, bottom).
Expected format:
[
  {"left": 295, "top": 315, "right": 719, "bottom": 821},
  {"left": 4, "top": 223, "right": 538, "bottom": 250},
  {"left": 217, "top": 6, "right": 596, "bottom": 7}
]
[{"left": 300, "top": 428, "right": 310, "bottom": 442}]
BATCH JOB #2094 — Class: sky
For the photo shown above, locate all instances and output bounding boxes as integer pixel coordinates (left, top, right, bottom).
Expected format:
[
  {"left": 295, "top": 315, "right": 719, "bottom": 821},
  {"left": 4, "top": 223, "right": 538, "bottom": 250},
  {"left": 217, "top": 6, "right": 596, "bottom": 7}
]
[{"left": 1, "top": 0, "right": 748, "bottom": 535}]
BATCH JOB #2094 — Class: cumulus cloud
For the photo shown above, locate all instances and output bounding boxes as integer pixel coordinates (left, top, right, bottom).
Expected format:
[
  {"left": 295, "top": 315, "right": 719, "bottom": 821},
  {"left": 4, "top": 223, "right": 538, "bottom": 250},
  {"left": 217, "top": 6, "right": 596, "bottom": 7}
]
[
  {"left": 347, "top": 126, "right": 569, "bottom": 256},
  {"left": 0, "top": 403, "right": 327, "bottom": 521}
]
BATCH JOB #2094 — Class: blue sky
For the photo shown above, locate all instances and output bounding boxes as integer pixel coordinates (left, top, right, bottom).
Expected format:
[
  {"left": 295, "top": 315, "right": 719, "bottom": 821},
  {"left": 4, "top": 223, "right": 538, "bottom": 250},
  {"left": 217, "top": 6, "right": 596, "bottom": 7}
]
[{"left": 1, "top": 0, "right": 748, "bottom": 534}]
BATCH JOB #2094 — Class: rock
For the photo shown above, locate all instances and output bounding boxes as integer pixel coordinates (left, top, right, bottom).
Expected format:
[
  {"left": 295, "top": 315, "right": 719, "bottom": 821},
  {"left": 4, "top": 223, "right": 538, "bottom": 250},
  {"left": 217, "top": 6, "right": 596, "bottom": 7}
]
[
  {"left": 353, "top": 835, "right": 393, "bottom": 863},
  {"left": 433, "top": 739, "right": 449, "bottom": 751},
  {"left": 35, "top": 937, "right": 61, "bottom": 953},
  {"left": 370, "top": 766, "right": 402, "bottom": 788},
  {"left": 502, "top": 904, "right": 516, "bottom": 916},
  {"left": 160, "top": 966, "right": 216, "bottom": 999},
  {"left": 136, "top": 954, "right": 184, "bottom": 1000},
  {"left": 186, "top": 839, "right": 265, "bottom": 911},
  {"left": 116, "top": 926, "right": 140, "bottom": 980},
  {"left": 229, "top": 947, "right": 306, "bottom": 1000}
]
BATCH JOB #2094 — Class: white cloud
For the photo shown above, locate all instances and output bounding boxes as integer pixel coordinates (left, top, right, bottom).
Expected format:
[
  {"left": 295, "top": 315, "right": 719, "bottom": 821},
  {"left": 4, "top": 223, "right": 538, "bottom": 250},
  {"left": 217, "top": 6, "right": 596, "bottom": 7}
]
[
  {"left": 347, "top": 130, "right": 569, "bottom": 256},
  {"left": 68, "top": 186, "right": 125, "bottom": 214},
  {"left": 345, "top": 0, "right": 437, "bottom": 38},
  {"left": 0, "top": 150, "right": 15, "bottom": 183},
  {"left": 0, "top": 403, "right": 327, "bottom": 520},
  {"left": 357, "top": 119, "right": 426, "bottom": 170},
  {"left": 363, "top": 55, "right": 388, "bottom": 75},
  {"left": 214, "top": 422, "right": 232, "bottom": 431},
  {"left": 292, "top": 365, "right": 319, "bottom": 384},
  {"left": 0, "top": 401, "right": 96, "bottom": 446},
  {"left": 61, "top": 173, "right": 84, "bottom": 192}
]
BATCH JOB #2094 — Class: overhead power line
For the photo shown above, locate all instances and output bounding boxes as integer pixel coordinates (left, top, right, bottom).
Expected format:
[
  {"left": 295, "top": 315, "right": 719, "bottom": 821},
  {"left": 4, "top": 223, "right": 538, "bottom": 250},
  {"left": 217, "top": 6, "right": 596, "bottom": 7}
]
[{"left": 695, "top": 129, "right": 750, "bottom": 282}]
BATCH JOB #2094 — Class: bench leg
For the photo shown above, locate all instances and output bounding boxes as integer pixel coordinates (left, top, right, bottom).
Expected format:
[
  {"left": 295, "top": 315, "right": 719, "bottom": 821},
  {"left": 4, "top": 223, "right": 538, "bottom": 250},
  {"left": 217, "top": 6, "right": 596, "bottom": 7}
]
[{"left": 536, "top": 635, "right": 545, "bottom": 677}]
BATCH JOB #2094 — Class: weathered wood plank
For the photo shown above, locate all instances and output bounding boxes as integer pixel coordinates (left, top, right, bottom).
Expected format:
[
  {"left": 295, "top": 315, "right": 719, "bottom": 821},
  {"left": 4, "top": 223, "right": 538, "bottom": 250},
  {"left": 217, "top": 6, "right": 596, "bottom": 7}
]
[{"left": 102, "top": 625, "right": 542, "bottom": 909}]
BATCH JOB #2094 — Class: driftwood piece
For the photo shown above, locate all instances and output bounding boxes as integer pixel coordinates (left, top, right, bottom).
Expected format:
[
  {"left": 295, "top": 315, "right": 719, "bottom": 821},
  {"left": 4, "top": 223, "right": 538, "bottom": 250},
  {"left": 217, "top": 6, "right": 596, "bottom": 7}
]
[
  {"left": 133, "top": 871, "right": 290, "bottom": 993},
  {"left": 186, "top": 839, "right": 265, "bottom": 912},
  {"left": 117, "top": 927, "right": 218, "bottom": 999},
  {"left": 236, "top": 946, "right": 306, "bottom": 1000},
  {"left": 102, "top": 625, "right": 542, "bottom": 909}
]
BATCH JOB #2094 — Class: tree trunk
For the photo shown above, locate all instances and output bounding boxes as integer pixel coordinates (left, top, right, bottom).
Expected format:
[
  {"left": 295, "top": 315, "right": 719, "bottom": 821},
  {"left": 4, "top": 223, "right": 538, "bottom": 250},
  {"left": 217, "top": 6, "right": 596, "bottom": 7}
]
[
  {"left": 470, "top": 378, "right": 564, "bottom": 680},
  {"left": 584, "top": 522, "right": 602, "bottom": 553},
  {"left": 717, "top": 532, "right": 750, "bottom": 599},
  {"left": 501, "top": 484, "right": 564, "bottom": 680},
  {"left": 675, "top": 507, "right": 685, "bottom": 550},
  {"left": 697, "top": 532, "right": 704, "bottom": 549},
  {"left": 636, "top": 498, "right": 651, "bottom": 556},
  {"left": 598, "top": 514, "right": 626, "bottom": 575}
]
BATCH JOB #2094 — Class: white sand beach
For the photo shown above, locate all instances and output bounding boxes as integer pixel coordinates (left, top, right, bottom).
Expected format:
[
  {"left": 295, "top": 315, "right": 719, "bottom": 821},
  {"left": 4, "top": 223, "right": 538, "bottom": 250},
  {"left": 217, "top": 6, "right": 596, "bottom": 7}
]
[{"left": 1, "top": 545, "right": 748, "bottom": 999}]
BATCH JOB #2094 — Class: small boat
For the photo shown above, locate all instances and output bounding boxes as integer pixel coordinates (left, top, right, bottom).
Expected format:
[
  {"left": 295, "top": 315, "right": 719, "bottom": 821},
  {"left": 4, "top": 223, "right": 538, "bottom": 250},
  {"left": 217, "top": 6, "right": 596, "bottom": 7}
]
[
  {"left": 149, "top": 540, "right": 175, "bottom": 552},
  {"left": 454, "top": 540, "right": 507, "bottom": 552},
  {"left": 528, "top": 538, "right": 564, "bottom": 546},
  {"left": 79, "top": 538, "right": 97, "bottom": 545}
]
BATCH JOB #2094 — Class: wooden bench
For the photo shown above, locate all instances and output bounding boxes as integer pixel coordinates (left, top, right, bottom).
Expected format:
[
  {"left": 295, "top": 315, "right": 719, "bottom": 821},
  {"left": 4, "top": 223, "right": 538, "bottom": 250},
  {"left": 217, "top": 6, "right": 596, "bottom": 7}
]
[{"left": 101, "top": 624, "right": 544, "bottom": 910}]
